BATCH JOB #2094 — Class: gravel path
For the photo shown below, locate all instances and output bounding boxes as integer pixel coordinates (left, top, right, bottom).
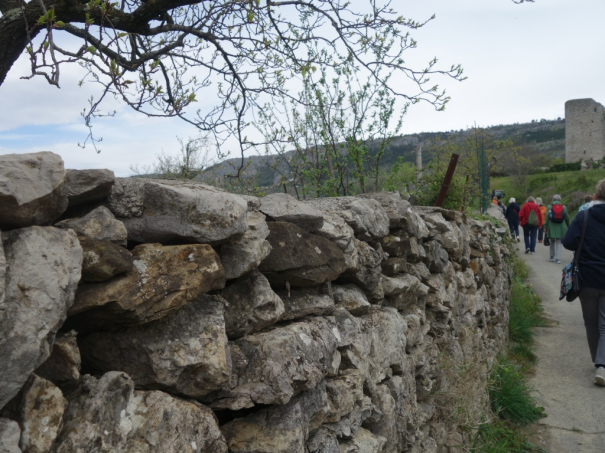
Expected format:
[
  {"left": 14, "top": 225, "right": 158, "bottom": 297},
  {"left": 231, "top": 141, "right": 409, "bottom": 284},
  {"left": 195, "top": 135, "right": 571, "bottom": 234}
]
[{"left": 522, "top": 240, "right": 605, "bottom": 452}]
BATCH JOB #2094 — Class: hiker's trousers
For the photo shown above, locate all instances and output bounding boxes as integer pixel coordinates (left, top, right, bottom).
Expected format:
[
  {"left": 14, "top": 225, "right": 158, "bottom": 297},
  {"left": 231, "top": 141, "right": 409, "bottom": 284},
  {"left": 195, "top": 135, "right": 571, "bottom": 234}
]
[
  {"left": 549, "top": 239, "right": 563, "bottom": 261},
  {"left": 579, "top": 286, "right": 605, "bottom": 368}
]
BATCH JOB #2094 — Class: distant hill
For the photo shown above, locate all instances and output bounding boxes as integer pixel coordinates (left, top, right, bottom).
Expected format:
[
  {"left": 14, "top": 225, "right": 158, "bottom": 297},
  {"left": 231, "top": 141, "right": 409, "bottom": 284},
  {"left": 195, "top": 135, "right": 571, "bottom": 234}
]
[{"left": 194, "top": 118, "right": 565, "bottom": 189}]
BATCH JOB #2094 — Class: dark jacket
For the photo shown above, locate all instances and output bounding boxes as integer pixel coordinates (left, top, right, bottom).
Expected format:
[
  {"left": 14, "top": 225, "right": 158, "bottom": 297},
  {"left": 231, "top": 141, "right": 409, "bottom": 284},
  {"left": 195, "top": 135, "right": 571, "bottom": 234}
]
[
  {"left": 505, "top": 202, "right": 520, "bottom": 224},
  {"left": 562, "top": 204, "right": 605, "bottom": 290}
]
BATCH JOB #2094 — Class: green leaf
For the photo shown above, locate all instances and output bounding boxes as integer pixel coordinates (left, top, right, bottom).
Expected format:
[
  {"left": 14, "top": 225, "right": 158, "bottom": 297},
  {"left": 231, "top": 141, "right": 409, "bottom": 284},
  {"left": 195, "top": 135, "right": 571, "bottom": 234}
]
[
  {"left": 43, "top": 41, "right": 49, "bottom": 50},
  {"left": 55, "top": 21, "right": 65, "bottom": 27},
  {"left": 86, "top": 46, "right": 96, "bottom": 53}
]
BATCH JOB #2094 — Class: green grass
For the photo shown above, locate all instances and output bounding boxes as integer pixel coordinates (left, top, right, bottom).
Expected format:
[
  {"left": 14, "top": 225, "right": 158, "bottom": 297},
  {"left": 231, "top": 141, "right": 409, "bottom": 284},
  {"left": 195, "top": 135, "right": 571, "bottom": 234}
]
[
  {"left": 488, "top": 358, "right": 545, "bottom": 424},
  {"left": 469, "top": 420, "right": 545, "bottom": 453},
  {"left": 470, "top": 251, "right": 547, "bottom": 452},
  {"left": 491, "top": 168, "right": 605, "bottom": 217}
]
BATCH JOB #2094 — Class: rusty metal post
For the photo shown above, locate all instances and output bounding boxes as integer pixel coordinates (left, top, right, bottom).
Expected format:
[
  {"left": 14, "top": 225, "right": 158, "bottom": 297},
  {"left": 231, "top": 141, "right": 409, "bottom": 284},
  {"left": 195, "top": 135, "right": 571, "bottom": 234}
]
[
  {"left": 460, "top": 174, "right": 470, "bottom": 213},
  {"left": 434, "top": 153, "right": 460, "bottom": 208}
]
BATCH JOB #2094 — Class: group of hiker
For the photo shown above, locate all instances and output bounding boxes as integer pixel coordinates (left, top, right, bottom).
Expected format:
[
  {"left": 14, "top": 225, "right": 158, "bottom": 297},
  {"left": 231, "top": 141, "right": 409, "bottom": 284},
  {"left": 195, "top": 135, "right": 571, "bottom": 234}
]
[
  {"left": 501, "top": 194, "right": 569, "bottom": 263},
  {"left": 497, "top": 182, "right": 605, "bottom": 387}
]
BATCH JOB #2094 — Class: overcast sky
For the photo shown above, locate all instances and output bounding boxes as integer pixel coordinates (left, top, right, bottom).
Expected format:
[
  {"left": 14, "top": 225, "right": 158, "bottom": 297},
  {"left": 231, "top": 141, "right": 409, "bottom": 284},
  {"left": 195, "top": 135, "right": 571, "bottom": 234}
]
[{"left": 1, "top": 0, "right": 604, "bottom": 176}]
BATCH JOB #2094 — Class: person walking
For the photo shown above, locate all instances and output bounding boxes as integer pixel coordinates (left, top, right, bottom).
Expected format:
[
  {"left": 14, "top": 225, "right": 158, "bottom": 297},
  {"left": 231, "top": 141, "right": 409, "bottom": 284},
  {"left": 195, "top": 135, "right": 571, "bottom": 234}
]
[
  {"left": 505, "top": 197, "right": 521, "bottom": 242},
  {"left": 579, "top": 194, "right": 594, "bottom": 212},
  {"left": 536, "top": 197, "right": 547, "bottom": 243},
  {"left": 519, "top": 196, "right": 543, "bottom": 254},
  {"left": 562, "top": 180, "right": 605, "bottom": 386},
  {"left": 544, "top": 194, "right": 570, "bottom": 264}
]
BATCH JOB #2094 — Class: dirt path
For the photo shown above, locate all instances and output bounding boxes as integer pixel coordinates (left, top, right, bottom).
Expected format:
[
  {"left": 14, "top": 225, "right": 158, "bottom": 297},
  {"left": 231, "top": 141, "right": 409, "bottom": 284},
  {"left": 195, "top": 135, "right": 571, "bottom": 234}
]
[{"left": 522, "top": 239, "right": 605, "bottom": 452}]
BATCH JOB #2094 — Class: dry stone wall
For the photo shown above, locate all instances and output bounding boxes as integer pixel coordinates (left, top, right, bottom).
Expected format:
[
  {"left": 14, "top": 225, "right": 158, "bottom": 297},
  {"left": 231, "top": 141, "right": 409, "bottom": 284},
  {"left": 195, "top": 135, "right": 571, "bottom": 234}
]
[{"left": 0, "top": 151, "right": 513, "bottom": 453}]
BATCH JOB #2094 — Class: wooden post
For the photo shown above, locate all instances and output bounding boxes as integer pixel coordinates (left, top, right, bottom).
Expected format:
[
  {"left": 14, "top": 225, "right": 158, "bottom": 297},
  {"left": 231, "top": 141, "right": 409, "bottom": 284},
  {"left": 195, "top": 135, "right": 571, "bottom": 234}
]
[{"left": 434, "top": 153, "right": 460, "bottom": 208}]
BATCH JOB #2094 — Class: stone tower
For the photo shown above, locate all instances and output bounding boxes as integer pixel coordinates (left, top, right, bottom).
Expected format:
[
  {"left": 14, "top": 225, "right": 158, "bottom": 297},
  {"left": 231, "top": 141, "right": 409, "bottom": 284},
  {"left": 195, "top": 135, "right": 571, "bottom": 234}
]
[{"left": 565, "top": 98, "right": 605, "bottom": 163}]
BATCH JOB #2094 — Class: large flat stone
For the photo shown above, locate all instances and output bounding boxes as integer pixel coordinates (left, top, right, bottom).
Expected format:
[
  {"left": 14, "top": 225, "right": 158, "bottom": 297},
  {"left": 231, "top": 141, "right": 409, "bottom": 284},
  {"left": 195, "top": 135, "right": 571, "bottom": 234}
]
[
  {"left": 305, "top": 197, "right": 389, "bottom": 241},
  {"left": 275, "top": 285, "right": 335, "bottom": 321},
  {"left": 51, "top": 372, "right": 227, "bottom": 453},
  {"left": 221, "top": 381, "right": 329, "bottom": 453},
  {"left": 65, "top": 243, "right": 225, "bottom": 333},
  {"left": 106, "top": 178, "right": 248, "bottom": 245},
  {"left": 208, "top": 317, "right": 340, "bottom": 409},
  {"left": 55, "top": 206, "right": 127, "bottom": 246},
  {"left": 259, "top": 193, "right": 324, "bottom": 231},
  {"left": 0, "top": 152, "right": 68, "bottom": 229},
  {"left": 219, "top": 211, "right": 272, "bottom": 279},
  {"left": 63, "top": 169, "right": 115, "bottom": 207},
  {"left": 219, "top": 269, "right": 284, "bottom": 339},
  {"left": 78, "top": 235, "right": 133, "bottom": 282},
  {"left": 78, "top": 297, "right": 231, "bottom": 398},
  {"left": 259, "top": 222, "right": 346, "bottom": 288},
  {"left": 0, "top": 227, "right": 82, "bottom": 410}
]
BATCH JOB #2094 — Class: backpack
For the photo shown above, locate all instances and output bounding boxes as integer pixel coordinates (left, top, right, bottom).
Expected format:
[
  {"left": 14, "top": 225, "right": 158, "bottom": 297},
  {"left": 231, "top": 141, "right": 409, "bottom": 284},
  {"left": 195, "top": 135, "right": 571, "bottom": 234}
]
[
  {"left": 527, "top": 209, "right": 539, "bottom": 227},
  {"left": 550, "top": 204, "right": 565, "bottom": 223}
]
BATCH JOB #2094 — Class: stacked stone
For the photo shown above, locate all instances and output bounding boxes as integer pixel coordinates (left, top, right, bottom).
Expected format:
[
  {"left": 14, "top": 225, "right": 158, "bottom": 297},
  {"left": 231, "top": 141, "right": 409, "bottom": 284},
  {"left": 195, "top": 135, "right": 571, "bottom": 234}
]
[{"left": 0, "top": 152, "right": 512, "bottom": 453}]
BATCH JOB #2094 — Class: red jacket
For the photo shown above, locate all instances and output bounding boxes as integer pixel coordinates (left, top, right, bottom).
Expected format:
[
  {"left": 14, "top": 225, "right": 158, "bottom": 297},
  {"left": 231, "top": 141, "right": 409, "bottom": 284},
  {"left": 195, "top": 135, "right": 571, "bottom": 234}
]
[{"left": 519, "top": 201, "right": 544, "bottom": 227}]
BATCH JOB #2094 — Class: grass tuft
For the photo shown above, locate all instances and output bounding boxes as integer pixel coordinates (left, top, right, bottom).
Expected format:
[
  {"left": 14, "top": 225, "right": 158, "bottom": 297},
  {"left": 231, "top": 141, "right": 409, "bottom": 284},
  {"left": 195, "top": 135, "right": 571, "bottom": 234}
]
[
  {"left": 469, "top": 419, "right": 545, "bottom": 453},
  {"left": 488, "top": 358, "right": 545, "bottom": 425}
]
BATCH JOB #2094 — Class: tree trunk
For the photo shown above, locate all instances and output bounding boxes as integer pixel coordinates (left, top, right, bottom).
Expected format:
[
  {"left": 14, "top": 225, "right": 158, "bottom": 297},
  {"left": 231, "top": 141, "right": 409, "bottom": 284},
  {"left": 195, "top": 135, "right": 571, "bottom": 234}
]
[{"left": 0, "top": 4, "right": 41, "bottom": 86}]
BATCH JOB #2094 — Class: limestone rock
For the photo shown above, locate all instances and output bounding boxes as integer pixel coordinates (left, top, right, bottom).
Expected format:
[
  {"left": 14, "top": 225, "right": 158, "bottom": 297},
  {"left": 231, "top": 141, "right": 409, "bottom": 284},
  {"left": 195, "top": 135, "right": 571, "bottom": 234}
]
[
  {"left": 359, "top": 192, "right": 429, "bottom": 238},
  {"left": 221, "top": 381, "right": 329, "bottom": 453},
  {"left": 313, "top": 212, "right": 356, "bottom": 250},
  {"left": 0, "top": 418, "right": 21, "bottom": 453},
  {"left": 65, "top": 243, "right": 225, "bottom": 333},
  {"left": 382, "top": 274, "right": 429, "bottom": 313},
  {"left": 424, "top": 240, "right": 450, "bottom": 273},
  {"left": 338, "top": 427, "right": 387, "bottom": 453},
  {"left": 78, "top": 235, "right": 133, "bottom": 282},
  {"left": 51, "top": 372, "right": 227, "bottom": 453},
  {"left": 0, "top": 152, "right": 68, "bottom": 229},
  {"left": 209, "top": 317, "right": 339, "bottom": 409},
  {"left": 219, "top": 211, "right": 272, "bottom": 279},
  {"left": 259, "top": 222, "right": 346, "bottom": 287},
  {"left": 106, "top": 178, "right": 247, "bottom": 245},
  {"left": 332, "top": 284, "right": 370, "bottom": 315},
  {"left": 307, "top": 428, "right": 339, "bottom": 453},
  {"left": 78, "top": 297, "right": 230, "bottom": 398},
  {"left": 7, "top": 375, "right": 66, "bottom": 453},
  {"left": 325, "top": 370, "right": 365, "bottom": 423},
  {"left": 220, "top": 269, "right": 284, "bottom": 339},
  {"left": 337, "top": 239, "right": 384, "bottom": 301},
  {"left": 0, "top": 227, "right": 82, "bottom": 410},
  {"left": 275, "top": 285, "right": 335, "bottom": 321},
  {"left": 0, "top": 237, "right": 5, "bottom": 314},
  {"left": 381, "top": 257, "right": 408, "bottom": 277},
  {"left": 363, "top": 384, "right": 398, "bottom": 452},
  {"left": 361, "top": 307, "right": 407, "bottom": 384},
  {"left": 321, "top": 395, "right": 373, "bottom": 439},
  {"left": 55, "top": 206, "right": 127, "bottom": 246},
  {"left": 63, "top": 169, "right": 114, "bottom": 207},
  {"left": 305, "top": 197, "right": 389, "bottom": 240},
  {"left": 259, "top": 193, "right": 324, "bottom": 231},
  {"left": 379, "top": 231, "right": 409, "bottom": 257},
  {"left": 35, "top": 332, "right": 81, "bottom": 385}
]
